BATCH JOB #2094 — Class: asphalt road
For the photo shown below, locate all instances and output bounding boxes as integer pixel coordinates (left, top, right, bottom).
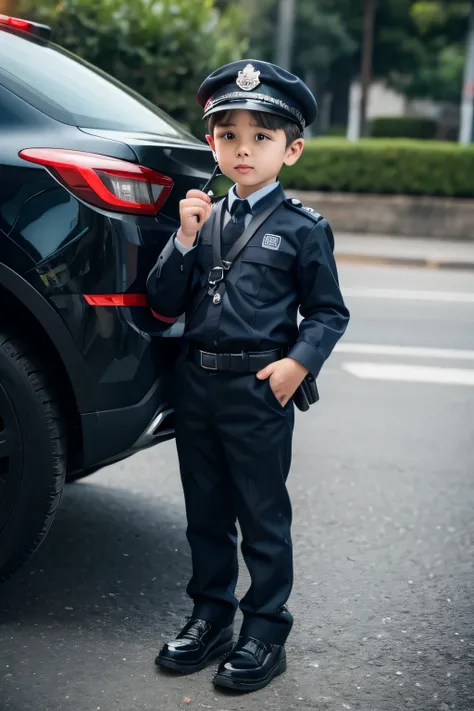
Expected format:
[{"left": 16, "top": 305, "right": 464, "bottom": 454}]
[{"left": 1, "top": 263, "right": 473, "bottom": 711}]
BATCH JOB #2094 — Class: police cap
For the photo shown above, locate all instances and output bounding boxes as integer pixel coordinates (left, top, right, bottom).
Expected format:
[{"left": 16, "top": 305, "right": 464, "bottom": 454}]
[{"left": 197, "top": 59, "right": 317, "bottom": 131}]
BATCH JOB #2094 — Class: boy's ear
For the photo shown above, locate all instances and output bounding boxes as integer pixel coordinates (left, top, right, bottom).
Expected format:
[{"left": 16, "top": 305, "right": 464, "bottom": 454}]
[
  {"left": 205, "top": 133, "right": 217, "bottom": 159},
  {"left": 283, "top": 138, "right": 305, "bottom": 167}
]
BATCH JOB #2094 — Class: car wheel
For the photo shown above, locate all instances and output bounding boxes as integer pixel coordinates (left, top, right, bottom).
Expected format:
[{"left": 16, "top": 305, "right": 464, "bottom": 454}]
[{"left": 0, "top": 332, "right": 67, "bottom": 584}]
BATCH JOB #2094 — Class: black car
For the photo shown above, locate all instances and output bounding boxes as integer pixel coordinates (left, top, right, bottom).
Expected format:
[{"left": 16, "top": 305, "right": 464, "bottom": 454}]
[{"left": 0, "top": 16, "right": 214, "bottom": 583}]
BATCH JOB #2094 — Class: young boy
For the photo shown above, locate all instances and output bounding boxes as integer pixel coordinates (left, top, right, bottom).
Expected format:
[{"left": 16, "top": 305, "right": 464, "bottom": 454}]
[{"left": 147, "top": 59, "right": 350, "bottom": 692}]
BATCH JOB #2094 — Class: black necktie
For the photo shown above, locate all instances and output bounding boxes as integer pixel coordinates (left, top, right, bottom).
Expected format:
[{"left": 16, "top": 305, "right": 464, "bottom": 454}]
[{"left": 221, "top": 198, "right": 252, "bottom": 256}]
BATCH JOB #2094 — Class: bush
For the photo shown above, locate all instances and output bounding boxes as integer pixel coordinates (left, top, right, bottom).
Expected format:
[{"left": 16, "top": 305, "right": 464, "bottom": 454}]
[
  {"left": 326, "top": 124, "right": 347, "bottom": 137},
  {"left": 280, "top": 139, "right": 474, "bottom": 197},
  {"left": 371, "top": 116, "right": 437, "bottom": 140}
]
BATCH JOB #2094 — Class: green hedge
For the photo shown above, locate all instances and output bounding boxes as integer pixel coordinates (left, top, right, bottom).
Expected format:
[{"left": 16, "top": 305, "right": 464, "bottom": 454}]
[
  {"left": 280, "top": 139, "right": 474, "bottom": 197},
  {"left": 371, "top": 116, "right": 437, "bottom": 140}
]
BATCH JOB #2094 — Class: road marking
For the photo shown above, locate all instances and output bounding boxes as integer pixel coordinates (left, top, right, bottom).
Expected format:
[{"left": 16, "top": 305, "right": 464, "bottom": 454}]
[
  {"left": 342, "top": 361, "right": 474, "bottom": 386},
  {"left": 342, "top": 287, "right": 474, "bottom": 303},
  {"left": 335, "top": 343, "right": 474, "bottom": 361}
]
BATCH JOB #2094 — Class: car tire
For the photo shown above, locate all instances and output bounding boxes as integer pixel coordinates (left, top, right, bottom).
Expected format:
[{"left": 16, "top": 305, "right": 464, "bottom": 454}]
[{"left": 0, "top": 331, "right": 67, "bottom": 584}]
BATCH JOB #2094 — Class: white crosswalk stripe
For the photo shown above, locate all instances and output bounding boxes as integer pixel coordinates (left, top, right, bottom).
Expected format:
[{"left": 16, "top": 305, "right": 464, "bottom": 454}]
[
  {"left": 342, "top": 287, "right": 474, "bottom": 303},
  {"left": 342, "top": 362, "right": 474, "bottom": 386},
  {"left": 335, "top": 343, "right": 474, "bottom": 361}
]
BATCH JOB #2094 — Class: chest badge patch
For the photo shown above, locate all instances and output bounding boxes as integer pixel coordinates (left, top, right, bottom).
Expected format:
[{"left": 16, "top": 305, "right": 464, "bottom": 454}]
[{"left": 262, "top": 234, "right": 281, "bottom": 250}]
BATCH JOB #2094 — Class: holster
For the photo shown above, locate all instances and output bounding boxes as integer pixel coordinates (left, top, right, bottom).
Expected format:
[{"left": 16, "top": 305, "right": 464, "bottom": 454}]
[{"left": 293, "top": 373, "right": 319, "bottom": 412}]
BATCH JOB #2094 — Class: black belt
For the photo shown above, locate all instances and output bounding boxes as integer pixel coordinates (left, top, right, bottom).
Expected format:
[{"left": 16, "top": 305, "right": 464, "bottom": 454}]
[{"left": 188, "top": 345, "right": 285, "bottom": 372}]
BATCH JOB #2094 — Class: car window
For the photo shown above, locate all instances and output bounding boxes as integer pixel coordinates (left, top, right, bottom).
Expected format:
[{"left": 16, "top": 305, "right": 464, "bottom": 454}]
[
  {"left": 0, "top": 93, "right": 23, "bottom": 125},
  {"left": 0, "top": 30, "right": 194, "bottom": 139}
]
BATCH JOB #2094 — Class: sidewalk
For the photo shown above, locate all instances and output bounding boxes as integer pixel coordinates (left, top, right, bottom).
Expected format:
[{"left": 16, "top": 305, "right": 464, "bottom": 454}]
[{"left": 335, "top": 233, "right": 474, "bottom": 270}]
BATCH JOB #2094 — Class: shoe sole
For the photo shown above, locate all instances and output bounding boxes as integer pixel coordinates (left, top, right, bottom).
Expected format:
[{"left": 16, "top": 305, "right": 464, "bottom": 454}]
[
  {"left": 213, "top": 657, "right": 287, "bottom": 692},
  {"left": 155, "top": 639, "right": 234, "bottom": 675}
]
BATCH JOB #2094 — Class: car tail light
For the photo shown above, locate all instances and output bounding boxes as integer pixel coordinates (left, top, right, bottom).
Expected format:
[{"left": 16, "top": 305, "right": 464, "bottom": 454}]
[
  {"left": 83, "top": 294, "right": 178, "bottom": 323},
  {"left": 83, "top": 294, "right": 148, "bottom": 307},
  {"left": 18, "top": 149, "right": 174, "bottom": 215},
  {"left": 0, "top": 15, "right": 52, "bottom": 39}
]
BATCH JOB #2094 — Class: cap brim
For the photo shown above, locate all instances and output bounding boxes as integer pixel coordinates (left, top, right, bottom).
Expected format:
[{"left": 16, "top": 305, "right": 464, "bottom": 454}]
[{"left": 202, "top": 99, "right": 302, "bottom": 128}]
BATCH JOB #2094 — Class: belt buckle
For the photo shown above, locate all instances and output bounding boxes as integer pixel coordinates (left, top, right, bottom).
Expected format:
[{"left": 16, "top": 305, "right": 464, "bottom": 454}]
[
  {"left": 200, "top": 350, "right": 218, "bottom": 370},
  {"left": 234, "top": 350, "right": 248, "bottom": 371}
]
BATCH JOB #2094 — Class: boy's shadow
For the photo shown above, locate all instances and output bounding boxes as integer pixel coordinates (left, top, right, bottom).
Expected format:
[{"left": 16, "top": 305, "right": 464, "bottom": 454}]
[{"left": 0, "top": 480, "right": 191, "bottom": 635}]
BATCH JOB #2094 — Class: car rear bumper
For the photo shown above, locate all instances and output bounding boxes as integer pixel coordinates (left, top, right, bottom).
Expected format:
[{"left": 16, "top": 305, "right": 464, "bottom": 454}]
[{"left": 78, "top": 374, "right": 176, "bottom": 471}]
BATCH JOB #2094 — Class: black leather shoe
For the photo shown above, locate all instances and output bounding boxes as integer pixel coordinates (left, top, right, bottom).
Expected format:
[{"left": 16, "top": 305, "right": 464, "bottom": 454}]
[
  {"left": 155, "top": 618, "right": 234, "bottom": 674},
  {"left": 213, "top": 636, "right": 286, "bottom": 691}
]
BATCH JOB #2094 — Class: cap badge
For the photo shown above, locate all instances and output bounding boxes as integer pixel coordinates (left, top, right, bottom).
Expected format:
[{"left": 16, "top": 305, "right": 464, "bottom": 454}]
[{"left": 236, "top": 64, "right": 261, "bottom": 92}]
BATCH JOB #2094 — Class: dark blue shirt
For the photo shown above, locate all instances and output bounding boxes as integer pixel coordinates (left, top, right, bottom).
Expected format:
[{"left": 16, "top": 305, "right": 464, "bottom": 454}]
[{"left": 147, "top": 183, "right": 350, "bottom": 378}]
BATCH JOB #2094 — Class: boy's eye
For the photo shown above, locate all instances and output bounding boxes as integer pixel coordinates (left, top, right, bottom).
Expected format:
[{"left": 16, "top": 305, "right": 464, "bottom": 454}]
[
  {"left": 221, "top": 132, "right": 234, "bottom": 140},
  {"left": 256, "top": 133, "right": 269, "bottom": 142}
]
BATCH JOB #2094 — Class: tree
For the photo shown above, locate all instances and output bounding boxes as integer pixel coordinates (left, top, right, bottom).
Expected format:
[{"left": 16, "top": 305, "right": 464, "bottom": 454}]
[
  {"left": 240, "top": 0, "right": 356, "bottom": 96},
  {"left": 17, "top": 0, "right": 470, "bottom": 135},
  {"left": 359, "top": 0, "right": 377, "bottom": 136},
  {"left": 18, "top": 0, "right": 248, "bottom": 136},
  {"left": 239, "top": 0, "right": 469, "bottom": 131},
  {"left": 379, "top": 0, "right": 470, "bottom": 104}
]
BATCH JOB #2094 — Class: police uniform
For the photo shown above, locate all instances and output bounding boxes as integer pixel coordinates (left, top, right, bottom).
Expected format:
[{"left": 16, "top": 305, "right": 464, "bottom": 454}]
[{"left": 149, "top": 60, "right": 350, "bottom": 690}]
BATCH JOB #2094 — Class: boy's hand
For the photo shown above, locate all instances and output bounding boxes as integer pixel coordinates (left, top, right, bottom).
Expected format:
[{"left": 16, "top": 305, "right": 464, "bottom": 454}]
[
  {"left": 256, "top": 357, "right": 308, "bottom": 407},
  {"left": 177, "top": 190, "right": 213, "bottom": 247}
]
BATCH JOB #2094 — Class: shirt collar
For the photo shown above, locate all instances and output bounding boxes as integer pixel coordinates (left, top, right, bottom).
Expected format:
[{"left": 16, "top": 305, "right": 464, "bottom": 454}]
[{"left": 227, "top": 181, "right": 280, "bottom": 213}]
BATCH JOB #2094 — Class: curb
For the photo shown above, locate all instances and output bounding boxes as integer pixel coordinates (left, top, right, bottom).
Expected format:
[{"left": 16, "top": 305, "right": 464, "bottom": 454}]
[{"left": 335, "top": 253, "right": 474, "bottom": 271}]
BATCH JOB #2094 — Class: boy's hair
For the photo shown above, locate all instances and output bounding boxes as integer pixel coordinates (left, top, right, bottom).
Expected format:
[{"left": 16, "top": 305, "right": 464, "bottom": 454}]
[{"left": 206, "top": 110, "right": 303, "bottom": 148}]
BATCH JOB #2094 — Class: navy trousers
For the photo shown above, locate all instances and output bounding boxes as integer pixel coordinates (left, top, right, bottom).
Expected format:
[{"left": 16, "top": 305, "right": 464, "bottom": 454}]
[{"left": 173, "top": 356, "right": 295, "bottom": 646}]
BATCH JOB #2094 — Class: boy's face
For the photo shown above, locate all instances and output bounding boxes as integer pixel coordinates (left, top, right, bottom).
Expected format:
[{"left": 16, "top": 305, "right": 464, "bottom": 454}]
[{"left": 206, "top": 110, "right": 304, "bottom": 197}]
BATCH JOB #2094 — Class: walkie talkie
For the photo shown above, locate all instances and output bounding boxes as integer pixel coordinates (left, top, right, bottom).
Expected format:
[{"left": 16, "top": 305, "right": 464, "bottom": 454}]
[
  {"left": 201, "top": 163, "right": 223, "bottom": 201},
  {"left": 195, "top": 163, "right": 223, "bottom": 226}
]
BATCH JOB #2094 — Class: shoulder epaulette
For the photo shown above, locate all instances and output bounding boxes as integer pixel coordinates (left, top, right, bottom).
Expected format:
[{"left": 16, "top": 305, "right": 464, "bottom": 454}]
[{"left": 284, "top": 197, "right": 323, "bottom": 224}]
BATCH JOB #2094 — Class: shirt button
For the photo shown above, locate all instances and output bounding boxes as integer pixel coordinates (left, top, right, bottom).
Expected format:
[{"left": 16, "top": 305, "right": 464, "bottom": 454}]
[{"left": 180, "top": 264, "right": 184, "bottom": 272}]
